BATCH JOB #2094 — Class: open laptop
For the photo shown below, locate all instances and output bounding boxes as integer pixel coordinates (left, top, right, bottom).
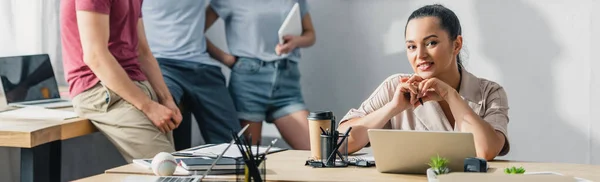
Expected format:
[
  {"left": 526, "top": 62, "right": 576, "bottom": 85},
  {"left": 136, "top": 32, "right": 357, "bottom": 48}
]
[
  {"left": 0, "top": 54, "right": 71, "bottom": 108},
  {"left": 367, "top": 129, "right": 476, "bottom": 174},
  {"left": 123, "top": 175, "right": 200, "bottom": 182}
]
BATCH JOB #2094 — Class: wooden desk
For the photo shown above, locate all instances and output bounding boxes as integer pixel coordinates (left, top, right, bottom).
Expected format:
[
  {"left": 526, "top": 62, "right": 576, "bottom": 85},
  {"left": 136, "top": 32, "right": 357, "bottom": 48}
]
[
  {"left": 75, "top": 150, "right": 600, "bottom": 182},
  {"left": 0, "top": 107, "right": 96, "bottom": 182}
]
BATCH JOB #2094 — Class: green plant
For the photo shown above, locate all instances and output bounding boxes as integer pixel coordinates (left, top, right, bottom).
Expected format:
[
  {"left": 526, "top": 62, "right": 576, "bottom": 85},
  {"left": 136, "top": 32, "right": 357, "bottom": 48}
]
[
  {"left": 504, "top": 166, "right": 526, "bottom": 174},
  {"left": 427, "top": 154, "right": 450, "bottom": 175}
]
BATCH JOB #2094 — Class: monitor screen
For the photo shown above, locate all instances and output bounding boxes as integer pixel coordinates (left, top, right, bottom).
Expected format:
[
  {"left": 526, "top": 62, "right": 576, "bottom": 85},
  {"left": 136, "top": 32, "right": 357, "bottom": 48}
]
[{"left": 0, "top": 54, "right": 59, "bottom": 103}]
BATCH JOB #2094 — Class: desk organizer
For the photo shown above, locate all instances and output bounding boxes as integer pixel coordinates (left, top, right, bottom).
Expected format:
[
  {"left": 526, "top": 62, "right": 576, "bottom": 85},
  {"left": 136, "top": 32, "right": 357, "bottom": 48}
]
[
  {"left": 305, "top": 132, "right": 349, "bottom": 168},
  {"left": 232, "top": 132, "right": 267, "bottom": 182},
  {"left": 236, "top": 158, "right": 266, "bottom": 182}
]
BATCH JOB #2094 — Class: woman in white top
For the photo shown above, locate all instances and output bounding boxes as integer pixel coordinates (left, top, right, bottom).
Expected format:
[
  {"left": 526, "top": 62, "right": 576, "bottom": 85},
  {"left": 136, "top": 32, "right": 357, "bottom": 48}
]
[{"left": 338, "top": 4, "right": 510, "bottom": 160}]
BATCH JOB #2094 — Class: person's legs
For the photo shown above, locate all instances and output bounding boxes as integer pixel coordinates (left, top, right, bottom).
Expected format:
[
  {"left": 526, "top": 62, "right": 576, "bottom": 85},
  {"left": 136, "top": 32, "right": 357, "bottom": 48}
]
[
  {"left": 183, "top": 64, "right": 242, "bottom": 144},
  {"left": 228, "top": 58, "right": 274, "bottom": 145},
  {"left": 72, "top": 81, "right": 175, "bottom": 163},
  {"left": 157, "top": 58, "right": 190, "bottom": 150},
  {"left": 272, "top": 110, "right": 310, "bottom": 149},
  {"left": 268, "top": 59, "right": 310, "bottom": 150}
]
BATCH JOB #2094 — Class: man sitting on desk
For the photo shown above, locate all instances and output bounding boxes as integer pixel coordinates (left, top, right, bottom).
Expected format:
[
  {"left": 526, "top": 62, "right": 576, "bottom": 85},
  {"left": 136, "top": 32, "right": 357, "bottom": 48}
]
[{"left": 60, "top": 0, "right": 182, "bottom": 162}]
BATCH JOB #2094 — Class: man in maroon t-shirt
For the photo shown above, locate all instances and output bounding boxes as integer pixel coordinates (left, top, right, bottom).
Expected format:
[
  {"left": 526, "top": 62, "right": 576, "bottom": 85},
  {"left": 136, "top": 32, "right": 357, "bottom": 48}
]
[{"left": 60, "top": 0, "right": 182, "bottom": 162}]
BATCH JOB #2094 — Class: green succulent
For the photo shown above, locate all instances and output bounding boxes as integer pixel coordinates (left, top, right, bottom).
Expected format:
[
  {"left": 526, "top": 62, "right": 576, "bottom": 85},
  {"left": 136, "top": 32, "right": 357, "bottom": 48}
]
[
  {"left": 427, "top": 154, "right": 450, "bottom": 175},
  {"left": 504, "top": 166, "right": 526, "bottom": 174}
]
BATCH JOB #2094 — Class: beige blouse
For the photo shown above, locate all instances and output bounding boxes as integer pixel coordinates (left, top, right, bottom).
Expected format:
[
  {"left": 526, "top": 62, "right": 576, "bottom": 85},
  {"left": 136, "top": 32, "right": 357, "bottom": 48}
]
[{"left": 340, "top": 70, "right": 510, "bottom": 156}]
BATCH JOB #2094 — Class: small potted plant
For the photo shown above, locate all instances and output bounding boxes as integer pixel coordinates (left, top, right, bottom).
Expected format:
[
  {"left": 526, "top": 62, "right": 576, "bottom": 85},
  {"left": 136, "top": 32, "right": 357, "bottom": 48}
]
[
  {"left": 504, "top": 166, "right": 526, "bottom": 174},
  {"left": 426, "top": 155, "right": 450, "bottom": 182}
]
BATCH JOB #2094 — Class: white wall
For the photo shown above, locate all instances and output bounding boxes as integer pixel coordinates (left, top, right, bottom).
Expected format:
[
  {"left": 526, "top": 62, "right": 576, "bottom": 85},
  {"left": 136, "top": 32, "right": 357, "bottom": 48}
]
[
  {"left": 300, "top": 0, "right": 597, "bottom": 164},
  {"left": 591, "top": 0, "right": 600, "bottom": 165}
]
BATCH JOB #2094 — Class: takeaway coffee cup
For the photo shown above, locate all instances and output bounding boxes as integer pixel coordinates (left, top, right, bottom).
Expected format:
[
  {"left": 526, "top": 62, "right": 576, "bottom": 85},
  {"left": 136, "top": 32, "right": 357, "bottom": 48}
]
[{"left": 308, "top": 111, "right": 335, "bottom": 159}]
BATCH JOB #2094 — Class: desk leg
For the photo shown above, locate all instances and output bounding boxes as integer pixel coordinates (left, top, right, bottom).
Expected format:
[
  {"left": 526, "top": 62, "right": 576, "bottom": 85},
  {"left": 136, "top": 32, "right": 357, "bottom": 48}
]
[{"left": 20, "top": 140, "right": 61, "bottom": 182}]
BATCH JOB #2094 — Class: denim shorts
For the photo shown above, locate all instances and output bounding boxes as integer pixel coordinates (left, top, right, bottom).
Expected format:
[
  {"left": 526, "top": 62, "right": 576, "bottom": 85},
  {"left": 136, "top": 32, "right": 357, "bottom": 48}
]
[{"left": 228, "top": 57, "right": 307, "bottom": 123}]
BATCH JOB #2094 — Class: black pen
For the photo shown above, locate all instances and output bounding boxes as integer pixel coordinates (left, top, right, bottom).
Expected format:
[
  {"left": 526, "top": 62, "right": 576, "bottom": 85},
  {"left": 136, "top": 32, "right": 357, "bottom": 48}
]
[
  {"left": 417, "top": 88, "right": 424, "bottom": 105},
  {"left": 403, "top": 92, "right": 424, "bottom": 105},
  {"left": 320, "top": 127, "right": 327, "bottom": 135}
]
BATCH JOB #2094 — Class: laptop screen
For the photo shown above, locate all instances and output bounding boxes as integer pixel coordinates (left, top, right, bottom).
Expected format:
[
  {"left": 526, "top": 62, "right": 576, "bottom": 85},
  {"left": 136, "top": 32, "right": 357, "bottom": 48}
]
[{"left": 0, "top": 54, "right": 60, "bottom": 103}]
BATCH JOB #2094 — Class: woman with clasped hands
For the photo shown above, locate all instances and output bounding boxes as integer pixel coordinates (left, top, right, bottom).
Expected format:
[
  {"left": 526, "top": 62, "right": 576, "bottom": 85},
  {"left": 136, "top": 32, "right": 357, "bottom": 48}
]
[{"left": 338, "top": 4, "right": 510, "bottom": 160}]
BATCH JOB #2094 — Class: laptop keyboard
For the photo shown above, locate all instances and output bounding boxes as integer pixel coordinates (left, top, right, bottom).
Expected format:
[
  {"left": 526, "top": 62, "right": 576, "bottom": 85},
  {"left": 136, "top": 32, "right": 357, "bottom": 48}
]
[
  {"left": 22, "top": 100, "right": 64, "bottom": 105},
  {"left": 156, "top": 177, "right": 196, "bottom": 182}
]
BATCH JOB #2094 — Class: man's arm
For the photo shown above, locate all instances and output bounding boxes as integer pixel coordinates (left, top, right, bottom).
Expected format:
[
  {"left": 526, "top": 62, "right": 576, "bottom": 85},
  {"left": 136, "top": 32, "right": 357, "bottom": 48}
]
[
  {"left": 76, "top": 11, "right": 177, "bottom": 133},
  {"left": 76, "top": 11, "right": 151, "bottom": 110},
  {"left": 136, "top": 18, "right": 182, "bottom": 125},
  {"left": 136, "top": 19, "right": 172, "bottom": 104},
  {"left": 205, "top": 6, "right": 236, "bottom": 67}
]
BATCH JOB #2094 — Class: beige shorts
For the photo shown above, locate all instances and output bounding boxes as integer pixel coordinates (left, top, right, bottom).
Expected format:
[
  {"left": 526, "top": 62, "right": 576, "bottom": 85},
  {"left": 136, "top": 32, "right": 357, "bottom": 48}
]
[{"left": 72, "top": 81, "right": 175, "bottom": 163}]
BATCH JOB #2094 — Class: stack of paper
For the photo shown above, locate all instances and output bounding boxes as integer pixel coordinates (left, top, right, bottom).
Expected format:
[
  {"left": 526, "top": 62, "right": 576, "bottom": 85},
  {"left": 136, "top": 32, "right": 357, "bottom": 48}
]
[{"left": 0, "top": 107, "right": 78, "bottom": 121}]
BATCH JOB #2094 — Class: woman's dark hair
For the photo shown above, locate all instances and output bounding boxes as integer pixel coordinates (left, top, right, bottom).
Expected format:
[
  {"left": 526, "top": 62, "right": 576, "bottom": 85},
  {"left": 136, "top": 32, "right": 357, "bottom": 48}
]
[{"left": 405, "top": 4, "right": 463, "bottom": 69}]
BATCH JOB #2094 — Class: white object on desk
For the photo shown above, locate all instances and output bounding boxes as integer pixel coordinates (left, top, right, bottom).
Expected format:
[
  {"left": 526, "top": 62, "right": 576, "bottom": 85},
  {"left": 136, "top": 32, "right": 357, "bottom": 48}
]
[
  {"left": 277, "top": 2, "right": 302, "bottom": 56},
  {"left": 151, "top": 152, "right": 177, "bottom": 176},
  {"left": 123, "top": 175, "right": 200, "bottom": 182},
  {"left": 0, "top": 107, "right": 77, "bottom": 120},
  {"left": 525, "top": 171, "right": 592, "bottom": 182}
]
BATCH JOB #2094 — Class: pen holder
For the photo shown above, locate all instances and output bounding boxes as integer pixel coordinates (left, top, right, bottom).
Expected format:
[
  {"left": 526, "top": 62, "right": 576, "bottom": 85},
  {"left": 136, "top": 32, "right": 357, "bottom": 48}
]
[
  {"left": 319, "top": 132, "right": 349, "bottom": 167},
  {"left": 236, "top": 158, "right": 266, "bottom": 182}
]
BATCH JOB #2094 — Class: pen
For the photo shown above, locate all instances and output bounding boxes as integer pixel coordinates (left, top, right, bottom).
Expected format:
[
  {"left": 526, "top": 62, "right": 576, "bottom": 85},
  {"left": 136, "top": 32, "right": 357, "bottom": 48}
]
[
  {"left": 403, "top": 92, "right": 424, "bottom": 105},
  {"left": 320, "top": 127, "right": 327, "bottom": 135},
  {"left": 326, "top": 127, "right": 353, "bottom": 164},
  {"left": 263, "top": 138, "right": 278, "bottom": 155}
]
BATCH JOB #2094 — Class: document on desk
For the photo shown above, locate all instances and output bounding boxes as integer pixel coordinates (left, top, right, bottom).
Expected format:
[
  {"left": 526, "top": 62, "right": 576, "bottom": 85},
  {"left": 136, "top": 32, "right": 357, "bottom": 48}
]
[
  {"left": 174, "top": 143, "right": 286, "bottom": 158},
  {"left": 525, "top": 172, "right": 591, "bottom": 182},
  {"left": 348, "top": 148, "right": 375, "bottom": 161},
  {"left": 0, "top": 107, "right": 78, "bottom": 121}
]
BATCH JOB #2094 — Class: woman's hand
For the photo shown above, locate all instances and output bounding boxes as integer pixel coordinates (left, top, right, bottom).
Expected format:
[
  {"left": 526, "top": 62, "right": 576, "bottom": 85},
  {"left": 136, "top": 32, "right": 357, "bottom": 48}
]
[
  {"left": 275, "top": 35, "right": 300, "bottom": 55},
  {"left": 398, "top": 75, "right": 458, "bottom": 107},
  {"left": 418, "top": 77, "right": 457, "bottom": 103}
]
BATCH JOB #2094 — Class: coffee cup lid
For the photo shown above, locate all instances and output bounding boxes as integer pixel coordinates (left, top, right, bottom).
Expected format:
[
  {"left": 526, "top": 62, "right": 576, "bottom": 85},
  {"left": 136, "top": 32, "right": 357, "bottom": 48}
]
[{"left": 308, "top": 111, "right": 334, "bottom": 120}]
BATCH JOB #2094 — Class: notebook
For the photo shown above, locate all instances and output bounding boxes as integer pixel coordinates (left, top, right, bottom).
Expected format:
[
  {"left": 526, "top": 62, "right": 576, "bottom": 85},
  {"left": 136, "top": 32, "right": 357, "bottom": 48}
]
[
  {"left": 178, "top": 157, "right": 239, "bottom": 171},
  {"left": 173, "top": 143, "right": 286, "bottom": 159},
  {"left": 132, "top": 158, "right": 239, "bottom": 175}
]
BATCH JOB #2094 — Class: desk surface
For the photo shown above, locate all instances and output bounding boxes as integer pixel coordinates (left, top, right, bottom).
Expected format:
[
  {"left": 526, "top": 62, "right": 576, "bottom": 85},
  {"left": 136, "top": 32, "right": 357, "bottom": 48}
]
[
  {"left": 0, "top": 86, "right": 96, "bottom": 148},
  {"left": 0, "top": 95, "right": 96, "bottom": 149},
  {"left": 0, "top": 115, "right": 95, "bottom": 148},
  {"left": 75, "top": 150, "right": 600, "bottom": 182}
]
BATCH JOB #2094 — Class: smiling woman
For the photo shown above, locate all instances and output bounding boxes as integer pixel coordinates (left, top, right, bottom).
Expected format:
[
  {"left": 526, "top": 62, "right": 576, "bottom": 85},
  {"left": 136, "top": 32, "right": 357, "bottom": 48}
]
[{"left": 337, "top": 4, "right": 510, "bottom": 161}]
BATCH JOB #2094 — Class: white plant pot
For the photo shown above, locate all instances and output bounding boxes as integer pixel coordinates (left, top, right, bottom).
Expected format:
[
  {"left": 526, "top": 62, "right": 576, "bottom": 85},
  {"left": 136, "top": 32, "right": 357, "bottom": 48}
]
[{"left": 426, "top": 168, "right": 439, "bottom": 182}]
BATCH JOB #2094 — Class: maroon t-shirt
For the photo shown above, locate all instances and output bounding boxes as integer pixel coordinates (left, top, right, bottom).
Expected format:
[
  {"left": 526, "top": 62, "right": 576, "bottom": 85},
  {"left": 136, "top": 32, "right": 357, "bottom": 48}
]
[{"left": 61, "top": 0, "right": 147, "bottom": 98}]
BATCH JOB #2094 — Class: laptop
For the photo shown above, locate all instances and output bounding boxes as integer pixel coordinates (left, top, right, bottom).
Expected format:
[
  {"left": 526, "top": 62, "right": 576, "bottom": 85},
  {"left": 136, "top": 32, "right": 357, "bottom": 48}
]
[
  {"left": 0, "top": 54, "right": 72, "bottom": 108},
  {"left": 123, "top": 175, "right": 200, "bottom": 182},
  {"left": 367, "top": 129, "right": 476, "bottom": 174}
]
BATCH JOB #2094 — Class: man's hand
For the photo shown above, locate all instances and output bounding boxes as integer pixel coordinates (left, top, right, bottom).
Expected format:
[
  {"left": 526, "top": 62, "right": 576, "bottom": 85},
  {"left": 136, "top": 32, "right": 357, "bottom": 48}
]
[
  {"left": 141, "top": 101, "right": 178, "bottom": 133},
  {"left": 161, "top": 99, "right": 182, "bottom": 128}
]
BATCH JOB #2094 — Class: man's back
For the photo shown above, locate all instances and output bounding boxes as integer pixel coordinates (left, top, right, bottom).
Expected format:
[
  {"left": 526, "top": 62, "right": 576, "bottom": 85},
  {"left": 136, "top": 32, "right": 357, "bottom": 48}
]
[
  {"left": 60, "top": 0, "right": 146, "bottom": 97},
  {"left": 142, "top": 0, "right": 216, "bottom": 65}
]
